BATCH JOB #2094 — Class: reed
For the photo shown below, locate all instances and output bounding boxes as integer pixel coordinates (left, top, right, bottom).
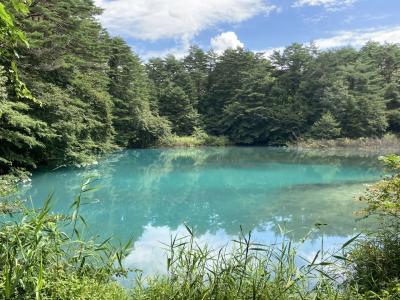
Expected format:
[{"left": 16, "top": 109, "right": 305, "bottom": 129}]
[
  {"left": 0, "top": 178, "right": 131, "bottom": 299},
  {"left": 131, "top": 225, "right": 363, "bottom": 300}
]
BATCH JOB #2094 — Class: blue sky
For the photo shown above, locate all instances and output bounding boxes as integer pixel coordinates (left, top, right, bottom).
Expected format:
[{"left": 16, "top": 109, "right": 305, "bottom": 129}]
[{"left": 94, "top": 0, "right": 400, "bottom": 59}]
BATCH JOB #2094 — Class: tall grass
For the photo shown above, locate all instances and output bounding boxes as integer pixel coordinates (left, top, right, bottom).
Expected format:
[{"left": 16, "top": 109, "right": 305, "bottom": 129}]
[
  {"left": 0, "top": 178, "right": 131, "bottom": 299},
  {"left": 1, "top": 195, "right": 365, "bottom": 299},
  {"left": 131, "top": 225, "right": 364, "bottom": 300}
]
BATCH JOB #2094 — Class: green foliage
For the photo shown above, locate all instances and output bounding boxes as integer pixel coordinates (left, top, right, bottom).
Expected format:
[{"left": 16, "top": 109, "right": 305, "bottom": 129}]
[
  {"left": 0, "top": 180, "right": 130, "bottom": 300},
  {"left": 0, "top": 0, "right": 32, "bottom": 100},
  {"left": 308, "top": 112, "right": 341, "bottom": 139},
  {"left": 0, "top": 65, "right": 48, "bottom": 174},
  {"left": 350, "top": 227, "right": 400, "bottom": 296},
  {"left": 42, "top": 274, "right": 130, "bottom": 300},
  {"left": 360, "top": 154, "right": 400, "bottom": 218},
  {"left": 183, "top": 46, "right": 210, "bottom": 106},
  {"left": 108, "top": 38, "right": 171, "bottom": 148},
  {"left": 1, "top": 0, "right": 172, "bottom": 174},
  {"left": 28, "top": 81, "right": 101, "bottom": 165},
  {"left": 158, "top": 83, "right": 199, "bottom": 135},
  {"left": 347, "top": 154, "right": 400, "bottom": 296},
  {"left": 200, "top": 48, "right": 260, "bottom": 135},
  {"left": 162, "top": 127, "right": 230, "bottom": 147},
  {"left": 15, "top": 0, "right": 116, "bottom": 165},
  {"left": 146, "top": 55, "right": 200, "bottom": 136},
  {"left": 321, "top": 79, "right": 387, "bottom": 138},
  {"left": 132, "top": 226, "right": 362, "bottom": 300},
  {"left": 221, "top": 61, "right": 303, "bottom": 144}
]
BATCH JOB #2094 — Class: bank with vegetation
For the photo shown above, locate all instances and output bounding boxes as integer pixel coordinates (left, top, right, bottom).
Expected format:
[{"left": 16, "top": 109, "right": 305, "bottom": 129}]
[
  {"left": 1, "top": 1, "right": 400, "bottom": 299},
  {"left": 2, "top": 0, "right": 400, "bottom": 183},
  {"left": 290, "top": 134, "right": 400, "bottom": 152},
  {"left": 0, "top": 155, "right": 399, "bottom": 299}
]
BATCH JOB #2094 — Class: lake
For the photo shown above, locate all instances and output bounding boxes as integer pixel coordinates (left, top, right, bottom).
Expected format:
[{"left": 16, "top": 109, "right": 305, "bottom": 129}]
[{"left": 20, "top": 147, "right": 384, "bottom": 278}]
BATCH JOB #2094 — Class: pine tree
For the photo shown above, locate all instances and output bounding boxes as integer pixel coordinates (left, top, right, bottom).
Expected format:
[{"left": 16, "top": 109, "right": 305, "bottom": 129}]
[
  {"left": 200, "top": 48, "right": 260, "bottom": 135},
  {"left": 183, "top": 46, "right": 209, "bottom": 107},
  {"left": 108, "top": 38, "right": 170, "bottom": 148},
  {"left": 0, "top": 1, "right": 51, "bottom": 173},
  {"left": 16, "top": 0, "right": 115, "bottom": 164},
  {"left": 321, "top": 79, "right": 387, "bottom": 138},
  {"left": 308, "top": 112, "right": 341, "bottom": 139},
  {"left": 222, "top": 61, "right": 304, "bottom": 144},
  {"left": 158, "top": 83, "right": 199, "bottom": 135},
  {"left": 147, "top": 55, "right": 199, "bottom": 135}
]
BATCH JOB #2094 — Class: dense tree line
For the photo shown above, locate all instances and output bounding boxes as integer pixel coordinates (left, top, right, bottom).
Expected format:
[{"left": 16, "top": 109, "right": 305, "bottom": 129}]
[
  {"left": 153, "top": 43, "right": 399, "bottom": 145},
  {"left": 147, "top": 42, "right": 400, "bottom": 145},
  {"left": 1, "top": 0, "right": 400, "bottom": 176},
  {"left": 0, "top": 0, "right": 171, "bottom": 176}
]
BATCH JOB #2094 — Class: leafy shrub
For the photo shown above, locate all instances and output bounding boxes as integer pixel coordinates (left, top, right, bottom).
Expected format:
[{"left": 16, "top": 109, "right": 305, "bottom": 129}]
[
  {"left": 161, "top": 127, "right": 230, "bottom": 147},
  {"left": 348, "top": 154, "right": 400, "bottom": 295},
  {"left": 350, "top": 228, "right": 400, "bottom": 294}
]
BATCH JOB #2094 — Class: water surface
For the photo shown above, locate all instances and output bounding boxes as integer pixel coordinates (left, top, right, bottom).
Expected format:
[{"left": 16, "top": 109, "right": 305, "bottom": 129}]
[{"left": 20, "top": 147, "right": 383, "bottom": 277}]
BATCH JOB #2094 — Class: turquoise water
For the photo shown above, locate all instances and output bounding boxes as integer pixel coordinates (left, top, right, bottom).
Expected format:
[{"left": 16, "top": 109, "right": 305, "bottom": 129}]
[{"left": 20, "top": 147, "right": 383, "bottom": 277}]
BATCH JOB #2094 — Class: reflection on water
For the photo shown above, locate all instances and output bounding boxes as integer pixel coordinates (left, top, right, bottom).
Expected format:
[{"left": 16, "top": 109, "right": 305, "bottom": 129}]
[
  {"left": 19, "top": 147, "right": 384, "bottom": 278},
  {"left": 121, "top": 223, "right": 352, "bottom": 282}
]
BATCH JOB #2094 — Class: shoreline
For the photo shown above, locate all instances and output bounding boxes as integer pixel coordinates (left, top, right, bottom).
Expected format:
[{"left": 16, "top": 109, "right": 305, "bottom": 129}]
[
  {"left": 2, "top": 136, "right": 398, "bottom": 196},
  {"left": 288, "top": 134, "right": 400, "bottom": 153}
]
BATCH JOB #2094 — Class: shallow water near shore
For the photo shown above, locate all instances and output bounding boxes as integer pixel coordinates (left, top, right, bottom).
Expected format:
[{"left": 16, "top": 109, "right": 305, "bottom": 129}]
[{"left": 20, "top": 147, "right": 385, "bottom": 280}]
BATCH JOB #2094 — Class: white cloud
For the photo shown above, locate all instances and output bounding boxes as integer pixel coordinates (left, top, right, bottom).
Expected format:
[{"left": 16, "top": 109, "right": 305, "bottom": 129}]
[
  {"left": 139, "top": 47, "right": 189, "bottom": 61},
  {"left": 95, "top": 0, "right": 279, "bottom": 41},
  {"left": 293, "top": 0, "right": 357, "bottom": 11},
  {"left": 258, "top": 46, "right": 285, "bottom": 58},
  {"left": 257, "top": 26, "right": 400, "bottom": 58},
  {"left": 210, "top": 31, "right": 244, "bottom": 53},
  {"left": 139, "top": 38, "right": 192, "bottom": 60},
  {"left": 145, "top": 25, "right": 400, "bottom": 60},
  {"left": 314, "top": 26, "right": 400, "bottom": 49}
]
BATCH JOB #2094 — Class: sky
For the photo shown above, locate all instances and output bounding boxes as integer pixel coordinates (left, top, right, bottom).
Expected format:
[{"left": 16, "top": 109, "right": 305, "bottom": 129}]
[{"left": 94, "top": 0, "right": 400, "bottom": 59}]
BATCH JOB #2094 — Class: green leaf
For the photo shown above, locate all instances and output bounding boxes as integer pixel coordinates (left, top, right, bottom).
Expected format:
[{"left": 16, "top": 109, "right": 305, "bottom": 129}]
[{"left": 341, "top": 233, "right": 361, "bottom": 250}]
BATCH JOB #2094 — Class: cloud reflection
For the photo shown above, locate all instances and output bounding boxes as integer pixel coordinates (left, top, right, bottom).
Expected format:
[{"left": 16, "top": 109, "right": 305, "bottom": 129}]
[{"left": 122, "top": 222, "right": 354, "bottom": 283}]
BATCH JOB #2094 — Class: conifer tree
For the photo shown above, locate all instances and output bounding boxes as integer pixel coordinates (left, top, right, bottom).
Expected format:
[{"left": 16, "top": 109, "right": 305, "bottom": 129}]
[{"left": 308, "top": 112, "right": 341, "bottom": 139}]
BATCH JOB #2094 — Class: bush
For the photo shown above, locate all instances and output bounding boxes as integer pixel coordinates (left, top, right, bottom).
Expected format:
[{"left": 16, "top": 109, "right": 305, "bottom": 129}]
[
  {"left": 161, "top": 127, "right": 231, "bottom": 147},
  {"left": 350, "top": 228, "right": 400, "bottom": 294},
  {"left": 0, "top": 169, "right": 30, "bottom": 197},
  {"left": 347, "top": 154, "right": 400, "bottom": 296}
]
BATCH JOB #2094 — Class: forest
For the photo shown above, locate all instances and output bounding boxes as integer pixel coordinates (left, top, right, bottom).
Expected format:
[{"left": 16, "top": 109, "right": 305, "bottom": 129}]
[
  {"left": 1, "top": 1, "right": 400, "bottom": 299},
  {"left": 1, "top": 0, "right": 400, "bottom": 180}
]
